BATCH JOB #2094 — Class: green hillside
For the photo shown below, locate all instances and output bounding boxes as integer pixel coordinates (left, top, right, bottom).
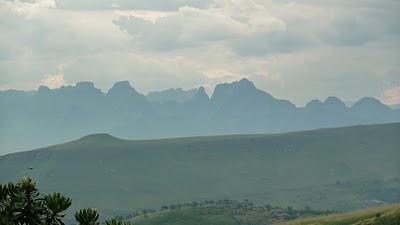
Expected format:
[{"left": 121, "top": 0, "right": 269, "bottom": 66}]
[
  {"left": 0, "top": 123, "right": 399, "bottom": 218},
  {"left": 275, "top": 204, "right": 400, "bottom": 225},
  {"left": 127, "top": 203, "right": 400, "bottom": 225},
  {"left": 128, "top": 199, "right": 331, "bottom": 225}
]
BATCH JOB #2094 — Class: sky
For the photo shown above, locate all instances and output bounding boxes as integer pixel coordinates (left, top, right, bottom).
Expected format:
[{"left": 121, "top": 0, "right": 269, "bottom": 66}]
[{"left": 0, "top": 0, "right": 399, "bottom": 106}]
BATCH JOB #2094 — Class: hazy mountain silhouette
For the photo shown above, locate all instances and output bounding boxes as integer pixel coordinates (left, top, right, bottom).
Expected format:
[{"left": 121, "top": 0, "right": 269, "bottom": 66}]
[
  {"left": 389, "top": 103, "right": 400, "bottom": 110},
  {"left": 1, "top": 78, "right": 399, "bottom": 153},
  {"left": 147, "top": 87, "right": 201, "bottom": 104}
]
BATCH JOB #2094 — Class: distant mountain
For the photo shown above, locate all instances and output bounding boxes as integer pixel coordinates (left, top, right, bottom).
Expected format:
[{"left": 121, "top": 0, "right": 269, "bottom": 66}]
[
  {"left": 209, "top": 78, "right": 296, "bottom": 133},
  {"left": 389, "top": 103, "right": 400, "bottom": 110},
  {"left": 147, "top": 87, "right": 202, "bottom": 104},
  {"left": 1, "top": 123, "right": 399, "bottom": 218},
  {"left": 0, "top": 78, "right": 399, "bottom": 153}
]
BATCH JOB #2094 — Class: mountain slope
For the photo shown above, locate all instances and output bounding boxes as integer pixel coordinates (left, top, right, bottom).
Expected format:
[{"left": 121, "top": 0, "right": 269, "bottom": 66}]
[
  {"left": 129, "top": 199, "right": 332, "bottom": 225},
  {"left": 127, "top": 203, "right": 400, "bottom": 225},
  {"left": 1, "top": 78, "right": 400, "bottom": 153},
  {"left": 0, "top": 123, "right": 399, "bottom": 218}
]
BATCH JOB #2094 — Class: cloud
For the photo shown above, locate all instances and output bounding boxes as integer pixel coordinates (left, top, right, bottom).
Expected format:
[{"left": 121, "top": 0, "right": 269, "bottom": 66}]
[
  {"left": 55, "top": 0, "right": 213, "bottom": 11},
  {"left": 113, "top": 1, "right": 286, "bottom": 51},
  {"left": 0, "top": 0, "right": 130, "bottom": 58},
  {"left": 2, "top": 0, "right": 56, "bottom": 16},
  {"left": 42, "top": 73, "right": 66, "bottom": 88},
  {"left": 0, "top": 0, "right": 399, "bottom": 106},
  {"left": 382, "top": 86, "right": 400, "bottom": 105},
  {"left": 113, "top": 0, "right": 400, "bottom": 55}
]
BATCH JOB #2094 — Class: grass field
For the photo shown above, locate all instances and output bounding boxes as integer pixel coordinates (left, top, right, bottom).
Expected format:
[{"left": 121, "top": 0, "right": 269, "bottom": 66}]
[
  {"left": 127, "top": 199, "right": 331, "bottom": 225},
  {"left": 275, "top": 204, "right": 400, "bottom": 225},
  {"left": 125, "top": 202, "right": 400, "bottom": 225},
  {"left": 132, "top": 209, "right": 239, "bottom": 225},
  {"left": 0, "top": 123, "right": 399, "bottom": 219}
]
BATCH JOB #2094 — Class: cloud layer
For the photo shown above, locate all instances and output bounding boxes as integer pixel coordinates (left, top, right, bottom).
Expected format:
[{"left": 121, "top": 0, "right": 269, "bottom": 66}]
[{"left": 0, "top": 0, "right": 399, "bottom": 105}]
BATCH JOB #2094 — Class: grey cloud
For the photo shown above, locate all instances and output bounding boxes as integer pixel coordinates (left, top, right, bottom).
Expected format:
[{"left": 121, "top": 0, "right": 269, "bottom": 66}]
[
  {"left": 112, "top": 0, "right": 400, "bottom": 56},
  {"left": 113, "top": 3, "right": 286, "bottom": 53},
  {"left": 229, "top": 30, "right": 314, "bottom": 56},
  {"left": 113, "top": 6, "right": 250, "bottom": 51},
  {"left": 55, "top": 0, "right": 213, "bottom": 11},
  {"left": 230, "top": 1, "right": 400, "bottom": 55}
]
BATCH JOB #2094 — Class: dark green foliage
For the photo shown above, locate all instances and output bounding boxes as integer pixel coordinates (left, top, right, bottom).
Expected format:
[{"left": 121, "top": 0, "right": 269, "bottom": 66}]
[
  {"left": 14, "top": 177, "right": 44, "bottom": 225},
  {"left": 106, "top": 218, "right": 131, "bottom": 225},
  {"left": 0, "top": 177, "right": 45, "bottom": 225},
  {"left": 44, "top": 193, "right": 72, "bottom": 225},
  {"left": 0, "top": 177, "right": 95, "bottom": 225},
  {"left": 75, "top": 208, "right": 100, "bottom": 225}
]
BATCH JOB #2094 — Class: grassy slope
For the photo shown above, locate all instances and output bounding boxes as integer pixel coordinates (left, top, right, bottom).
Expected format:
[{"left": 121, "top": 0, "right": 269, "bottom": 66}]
[
  {"left": 275, "top": 204, "right": 400, "bottom": 225},
  {"left": 0, "top": 123, "right": 399, "bottom": 217},
  {"left": 132, "top": 209, "right": 239, "bottom": 225},
  {"left": 129, "top": 204, "right": 400, "bottom": 225},
  {"left": 129, "top": 199, "right": 331, "bottom": 225}
]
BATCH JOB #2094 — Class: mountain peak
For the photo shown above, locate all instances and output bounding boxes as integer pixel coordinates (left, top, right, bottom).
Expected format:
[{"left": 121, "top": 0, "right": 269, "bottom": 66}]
[
  {"left": 197, "top": 87, "right": 206, "bottom": 95},
  {"left": 147, "top": 87, "right": 208, "bottom": 103},
  {"left": 353, "top": 97, "right": 381, "bottom": 106},
  {"left": 75, "top": 81, "right": 95, "bottom": 89},
  {"left": 352, "top": 97, "right": 390, "bottom": 111},
  {"left": 38, "top": 85, "right": 51, "bottom": 93},
  {"left": 108, "top": 81, "right": 140, "bottom": 97},
  {"left": 324, "top": 96, "right": 347, "bottom": 108},
  {"left": 306, "top": 99, "right": 322, "bottom": 108},
  {"left": 239, "top": 77, "right": 251, "bottom": 83},
  {"left": 112, "top": 81, "right": 132, "bottom": 89},
  {"left": 194, "top": 87, "right": 209, "bottom": 101},
  {"left": 236, "top": 77, "right": 256, "bottom": 89},
  {"left": 325, "top": 96, "right": 342, "bottom": 103},
  {"left": 77, "top": 133, "right": 121, "bottom": 143},
  {"left": 212, "top": 78, "right": 258, "bottom": 99}
]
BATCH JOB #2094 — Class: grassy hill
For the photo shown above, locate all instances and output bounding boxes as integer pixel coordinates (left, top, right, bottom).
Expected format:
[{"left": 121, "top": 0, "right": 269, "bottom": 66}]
[
  {"left": 129, "top": 204, "right": 400, "bottom": 225},
  {"left": 127, "top": 199, "right": 332, "bottom": 225},
  {"left": 126, "top": 203, "right": 400, "bottom": 225},
  {"left": 0, "top": 123, "right": 399, "bottom": 218},
  {"left": 275, "top": 204, "right": 400, "bottom": 225}
]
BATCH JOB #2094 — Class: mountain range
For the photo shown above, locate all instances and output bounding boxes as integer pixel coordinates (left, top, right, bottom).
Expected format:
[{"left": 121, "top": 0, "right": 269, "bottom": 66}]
[{"left": 1, "top": 78, "right": 399, "bottom": 153}]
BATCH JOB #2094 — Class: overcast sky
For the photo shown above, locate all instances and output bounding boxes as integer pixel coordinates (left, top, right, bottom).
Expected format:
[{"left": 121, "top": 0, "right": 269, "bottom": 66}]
[{"left": 0, "top": 0, "right": 399, "bottom": 105}]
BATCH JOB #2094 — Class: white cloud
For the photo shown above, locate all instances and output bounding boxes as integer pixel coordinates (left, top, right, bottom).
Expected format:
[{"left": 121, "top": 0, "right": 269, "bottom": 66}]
[
  {"left": 55, "top": 0, "right": 213, "bottom": 11},
  {"left": 1, "top": 0, "right": 56, "bottom": 17},
  {"left": 42, "top": 73, "right": 66, "bottom": 88},
  {"left": 113, "top": 1, "right": 286, "bottom": 51},
  {"left": 382, "top": 87, "right": 400, "bottom": 105}
]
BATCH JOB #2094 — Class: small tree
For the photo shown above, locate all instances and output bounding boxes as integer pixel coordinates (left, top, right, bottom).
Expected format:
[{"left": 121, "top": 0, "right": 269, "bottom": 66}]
[
  {"left": 1, "top": 177, "right": 134, "bottom": 225},
  {"left": 75, "top": 208, "right": 100, "bottom": 225},
  {"left": 0, "top": 177, "right": 72, "bottom": 225},
  {"left": 13, "top": 177, "right": 45, "bottom": 225},
  {"left": 105, "top": 218, "right": 131, "bottom": 225},
  {"left": 44, "top": 192, "right": 72, "bottom": 225}
]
